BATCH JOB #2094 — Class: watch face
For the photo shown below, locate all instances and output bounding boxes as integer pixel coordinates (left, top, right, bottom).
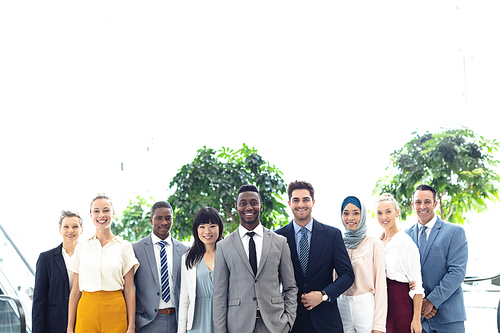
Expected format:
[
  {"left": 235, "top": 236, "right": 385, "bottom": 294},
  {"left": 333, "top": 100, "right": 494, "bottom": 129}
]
[{"left": 322, "top": 294, "right": 328, "bottom": 301}]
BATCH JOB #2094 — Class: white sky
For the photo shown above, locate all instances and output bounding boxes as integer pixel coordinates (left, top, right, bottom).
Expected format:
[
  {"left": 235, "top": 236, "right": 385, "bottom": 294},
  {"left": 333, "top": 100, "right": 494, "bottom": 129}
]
[{"left": 1, "top": 1, "right": 499, "bottom": 276}]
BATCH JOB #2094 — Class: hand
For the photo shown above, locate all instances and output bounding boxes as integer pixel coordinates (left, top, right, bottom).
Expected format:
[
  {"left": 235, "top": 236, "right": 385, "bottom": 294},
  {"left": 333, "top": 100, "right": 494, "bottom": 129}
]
[
  {"left": 409, "top": 280, "right": 416, "bottom": 291},
  {"left": 410, "top": 318, "right": 422, "bottom": 333},
  {"left": 421, "top": 299, "right": 437, "bottom": 319},
  {"left": 301, "top": 291, "right": 323, "bottom": 310}
]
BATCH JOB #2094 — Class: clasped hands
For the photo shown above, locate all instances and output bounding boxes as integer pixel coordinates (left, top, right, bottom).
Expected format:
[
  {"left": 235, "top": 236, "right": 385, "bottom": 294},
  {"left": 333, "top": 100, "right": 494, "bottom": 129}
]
[{"left": 301, "top": 291, "right": 323, "bottom": 311}]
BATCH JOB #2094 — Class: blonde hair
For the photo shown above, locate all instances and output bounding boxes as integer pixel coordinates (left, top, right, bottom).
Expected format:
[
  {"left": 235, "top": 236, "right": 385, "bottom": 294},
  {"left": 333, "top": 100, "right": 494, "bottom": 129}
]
[
  {"left": 376, "top": 193, "right": 400, "bottom": 211},
  {"left": 90, "top": 193, "right": 114, "bottom": 212}
]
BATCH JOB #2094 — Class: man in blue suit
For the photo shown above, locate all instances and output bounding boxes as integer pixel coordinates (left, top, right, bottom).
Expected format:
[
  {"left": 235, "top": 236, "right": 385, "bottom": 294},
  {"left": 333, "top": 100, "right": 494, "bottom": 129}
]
[
  {"left": 406, "top": 184, "right": 468, "bottom": 333},
  {"left": 276, "top": 181, "right": 354, "bottom": 333}
]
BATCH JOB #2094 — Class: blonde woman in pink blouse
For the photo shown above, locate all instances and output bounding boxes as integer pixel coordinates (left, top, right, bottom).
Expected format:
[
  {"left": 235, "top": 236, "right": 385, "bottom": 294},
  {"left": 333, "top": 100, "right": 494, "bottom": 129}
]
[{"left": 338, "top": 196, "right": 387, "bottom": 333}]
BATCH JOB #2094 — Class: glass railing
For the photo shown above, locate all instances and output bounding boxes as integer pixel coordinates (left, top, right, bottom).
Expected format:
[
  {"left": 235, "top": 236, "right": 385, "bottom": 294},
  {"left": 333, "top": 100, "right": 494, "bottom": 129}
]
[
  {"left": 0, "top": 224, "right": 33, "bottom": 332},
  {"left": 0, "top": 295, "right": 26, "bottom": 333},
  {"left": 463, "top": 273, "right": 500, "bottom": 332}
]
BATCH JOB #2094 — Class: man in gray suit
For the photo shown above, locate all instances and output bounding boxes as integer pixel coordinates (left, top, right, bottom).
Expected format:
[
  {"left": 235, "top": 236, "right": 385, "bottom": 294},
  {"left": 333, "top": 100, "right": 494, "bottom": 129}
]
[
  {"left": 214, "top": 184, "right": 298, "bottom": 333},
  {"left": 133, "top": 201, "right": 189, "bottom": 332}
]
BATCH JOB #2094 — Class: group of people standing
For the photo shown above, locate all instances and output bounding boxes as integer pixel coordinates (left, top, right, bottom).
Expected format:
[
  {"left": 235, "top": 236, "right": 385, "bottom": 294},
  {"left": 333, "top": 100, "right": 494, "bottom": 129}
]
[{"left": 32, "top": 181, "right": 468, "bottom": 333}]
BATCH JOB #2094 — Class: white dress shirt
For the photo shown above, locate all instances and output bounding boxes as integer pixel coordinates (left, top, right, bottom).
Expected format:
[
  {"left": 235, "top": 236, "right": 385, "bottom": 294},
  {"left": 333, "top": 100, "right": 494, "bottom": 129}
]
[
  {"left": 238, "top": 223, "right": 264, "bottom": 269},
  {"left": 151, "top": 233, "right": 175, "bottom": 309},
  {"left": 418, "top": 215, "right": 437, "bottom": 241},
  {"left": 61, "top": 247, "right": 74, "bottom": 290},
  {"left": 383, "top": 231, "right": 425, "bottom": 298}
]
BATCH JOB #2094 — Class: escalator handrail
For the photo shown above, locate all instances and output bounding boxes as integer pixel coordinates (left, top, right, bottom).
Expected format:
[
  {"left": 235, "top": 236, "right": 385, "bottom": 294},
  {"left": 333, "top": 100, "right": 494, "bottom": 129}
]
[
  {"left": 464, "top": 272, "right": 500, "bottom": 283},
  {"left": 0, "top": 223, "right": 34, "bottom": 275},
  {"left": 0, "top": 295, "right": 27, "bottom": 333}
]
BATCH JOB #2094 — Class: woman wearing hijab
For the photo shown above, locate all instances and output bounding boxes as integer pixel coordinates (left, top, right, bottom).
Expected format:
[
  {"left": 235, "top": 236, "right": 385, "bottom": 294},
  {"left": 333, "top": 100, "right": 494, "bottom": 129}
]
[{"left": 338, "top": 196, "right": 387, "bottom": 333}]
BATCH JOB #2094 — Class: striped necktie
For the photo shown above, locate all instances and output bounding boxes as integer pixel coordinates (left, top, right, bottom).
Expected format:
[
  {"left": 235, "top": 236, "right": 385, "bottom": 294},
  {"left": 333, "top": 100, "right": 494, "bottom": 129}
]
[
  {"left": 158, "top": 241, "right": 170, "bottom": 303},
  {"left": 299, "top": 227, "right": 309, "bottom": 276},
  {"left": 418, "top": 226, "right": 427, "bottom": 257}
]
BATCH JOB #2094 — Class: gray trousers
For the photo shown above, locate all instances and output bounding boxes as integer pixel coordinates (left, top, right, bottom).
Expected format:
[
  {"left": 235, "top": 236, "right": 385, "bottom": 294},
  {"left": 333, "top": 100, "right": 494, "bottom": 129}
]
[{"left": 138, "top": 313, "right": 177, "bottom": 333}]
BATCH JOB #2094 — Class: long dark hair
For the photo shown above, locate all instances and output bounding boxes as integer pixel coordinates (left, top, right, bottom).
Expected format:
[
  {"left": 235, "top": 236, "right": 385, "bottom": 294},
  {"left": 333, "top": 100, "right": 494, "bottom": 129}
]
[{"left": 185, "top": 207, "right": 224, "bottom": 269}]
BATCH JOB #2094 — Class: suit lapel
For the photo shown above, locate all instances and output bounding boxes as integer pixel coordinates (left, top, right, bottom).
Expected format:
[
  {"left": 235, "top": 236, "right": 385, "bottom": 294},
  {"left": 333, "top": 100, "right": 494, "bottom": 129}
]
[
  {"left": 257, "top": 228, "right": 271, "bottom": 277},
  {"left": 53, "top": 244, "right": 70, "bottom": 291},
  {"left": 143, "top": 235, "right": 160, "bottom": 286},
  {"left": 230, "top": 230, "right": 255, "bottom": 276},
  {"left": 282, "top": 222, "right": 302, "bottom": 283},
  {"left": 171, "top": 239, "right": 181, "bottom": 290},
  {"left": 421, "top": 218, "right": 442, "bottom": 265}
]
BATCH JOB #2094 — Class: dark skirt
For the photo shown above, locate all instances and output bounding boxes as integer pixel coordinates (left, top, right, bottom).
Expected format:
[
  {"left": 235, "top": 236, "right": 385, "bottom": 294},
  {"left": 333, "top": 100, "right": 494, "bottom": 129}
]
[{"left": 386, "top": 278, "right": 414, "bottom": 333}]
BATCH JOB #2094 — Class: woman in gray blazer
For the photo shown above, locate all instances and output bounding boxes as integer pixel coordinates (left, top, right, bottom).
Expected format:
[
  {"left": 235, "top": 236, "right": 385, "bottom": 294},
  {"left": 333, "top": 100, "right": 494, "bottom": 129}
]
[{"left": 177, "top": 207, "right": 224, "bottom": 333}]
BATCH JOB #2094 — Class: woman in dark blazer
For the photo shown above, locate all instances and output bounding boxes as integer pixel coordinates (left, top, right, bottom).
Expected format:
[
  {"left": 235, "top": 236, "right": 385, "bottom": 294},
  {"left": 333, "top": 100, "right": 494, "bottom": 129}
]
[{"left": 32, "top": 210, "right": 83, "bottom": 333}]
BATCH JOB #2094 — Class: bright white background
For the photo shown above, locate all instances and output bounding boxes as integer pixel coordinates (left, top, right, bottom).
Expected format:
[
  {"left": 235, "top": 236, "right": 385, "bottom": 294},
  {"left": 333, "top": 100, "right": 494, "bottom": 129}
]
[{"left": 1, "top": 1, "right": 499, "bottom": 280}]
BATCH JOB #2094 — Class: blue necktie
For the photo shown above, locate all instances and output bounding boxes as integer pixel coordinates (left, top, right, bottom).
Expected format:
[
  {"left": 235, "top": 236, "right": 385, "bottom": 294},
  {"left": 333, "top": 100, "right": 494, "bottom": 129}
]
[
  {"left": 158, "top": 241, "right": 170, "bottom": 303},
  {"left": 418, "top": 226, "right": 427, "bottom": 257},
  {"left": 299, "top": 228, "right": 309, "bottom": 276}
]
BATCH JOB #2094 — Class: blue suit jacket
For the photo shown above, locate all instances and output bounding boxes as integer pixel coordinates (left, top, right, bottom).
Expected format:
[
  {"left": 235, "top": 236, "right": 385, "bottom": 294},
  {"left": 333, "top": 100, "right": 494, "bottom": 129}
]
[
  {"left": 276, "top": 219, "right": 354, "bottom": 333},
  {"left": 132, "top": 234, "right": 189, "bottom": 331},
  {"left": 406, "top": 217, "right": 468, "bottom": 326},
  {"left": 32, "top": 244, "right": 70, "bottom": 333}
]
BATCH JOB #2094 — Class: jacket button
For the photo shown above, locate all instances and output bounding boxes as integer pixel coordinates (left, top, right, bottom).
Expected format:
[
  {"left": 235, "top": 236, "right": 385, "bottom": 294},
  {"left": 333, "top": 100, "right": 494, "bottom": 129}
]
[{"left": 253, "top": 297, "right": 257, "bottom": 301}]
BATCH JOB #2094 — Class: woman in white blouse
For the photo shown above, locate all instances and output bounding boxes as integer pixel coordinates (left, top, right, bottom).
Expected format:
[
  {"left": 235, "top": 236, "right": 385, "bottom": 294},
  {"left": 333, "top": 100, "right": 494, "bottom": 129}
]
[
  {"left": 339, "top": 196, "right": 387, "bottom": 333},
  {"left": 178, "top": 207, "right": 224, "bottom": 333},
  {"left": 67, "top": 194, "right": 139, "bottom": 333},
  {"left": 376, "top": 193, "right": 423, "bottom": 333}
]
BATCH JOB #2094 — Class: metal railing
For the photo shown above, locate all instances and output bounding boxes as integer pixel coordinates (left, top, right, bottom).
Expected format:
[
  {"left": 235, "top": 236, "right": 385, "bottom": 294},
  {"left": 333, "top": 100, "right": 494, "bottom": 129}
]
[
  {"left": 464, "top": 273, "right": 500, "bottom": 332},
  {"left": 0, "top": 295, "right": 26, "bottom": 333}
]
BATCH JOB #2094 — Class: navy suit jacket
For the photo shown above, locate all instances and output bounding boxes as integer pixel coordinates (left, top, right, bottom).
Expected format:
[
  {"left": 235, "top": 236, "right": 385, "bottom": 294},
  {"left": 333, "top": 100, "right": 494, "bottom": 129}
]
[
  {"left": 276, "top": 219, "right": 354, "bottom": 333},
  {"left": 406, "top": 217, "right": 468, "bottom": 326},
  {"left": 32, "top": 244, "right": 70, "bottom": 333}
]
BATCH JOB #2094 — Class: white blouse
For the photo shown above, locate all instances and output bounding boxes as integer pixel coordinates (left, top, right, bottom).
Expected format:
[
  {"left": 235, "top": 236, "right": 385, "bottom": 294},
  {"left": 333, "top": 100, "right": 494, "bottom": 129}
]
[
  {"left": 69, "top": 236, "right": 139, "bottom": 292},
  {"left": 383, "top": 231, "right": 425, "bottom": 298}
]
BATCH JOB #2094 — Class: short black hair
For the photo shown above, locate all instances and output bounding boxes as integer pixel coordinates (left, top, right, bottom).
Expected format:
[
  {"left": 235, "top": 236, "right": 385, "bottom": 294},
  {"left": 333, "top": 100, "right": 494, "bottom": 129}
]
[
  {"left": 151, "top": 201, "right": 173, "bottom": 216},
  {"left": 287, "top": 181, "right": 315, "bottom": 201},
  {"left": 412, "top": 184, "right": 437, "bottom": 202},
  {"left": 236, "top": 184, "right": 261, "bottom": 202}
]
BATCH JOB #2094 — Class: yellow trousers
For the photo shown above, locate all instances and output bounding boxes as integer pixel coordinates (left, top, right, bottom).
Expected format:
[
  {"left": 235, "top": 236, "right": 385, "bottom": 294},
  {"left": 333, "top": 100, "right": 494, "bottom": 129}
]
[{"left": 75, "top": 290, "right": 128, "bottom": 333}]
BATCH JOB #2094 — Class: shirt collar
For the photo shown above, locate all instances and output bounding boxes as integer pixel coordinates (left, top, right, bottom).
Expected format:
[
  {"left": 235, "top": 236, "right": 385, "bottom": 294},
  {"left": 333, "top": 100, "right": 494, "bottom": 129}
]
[
  {"left": 293, "top": 218, "right": 313, "bottom": 235},
  {"left": 151, "top": 232, "right": 172, "bottom": 246},
  {"left": 238, "top": 223, "right": 264, "bottom": 239},
  {"left": 418, "top": 214, "right": 437, "bottom": 231}
]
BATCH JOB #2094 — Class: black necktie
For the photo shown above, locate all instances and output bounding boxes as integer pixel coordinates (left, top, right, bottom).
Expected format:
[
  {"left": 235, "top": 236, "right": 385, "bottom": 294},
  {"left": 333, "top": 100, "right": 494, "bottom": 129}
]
[{"left": 247, "top": 232, "right": 257, "bottom": 275}]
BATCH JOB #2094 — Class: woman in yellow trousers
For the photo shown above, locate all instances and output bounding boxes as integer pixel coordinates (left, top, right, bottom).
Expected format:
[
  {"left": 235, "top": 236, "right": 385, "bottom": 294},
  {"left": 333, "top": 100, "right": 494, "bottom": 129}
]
[{"left": 67, "top": 194, "right": 139, "bottom": 333}]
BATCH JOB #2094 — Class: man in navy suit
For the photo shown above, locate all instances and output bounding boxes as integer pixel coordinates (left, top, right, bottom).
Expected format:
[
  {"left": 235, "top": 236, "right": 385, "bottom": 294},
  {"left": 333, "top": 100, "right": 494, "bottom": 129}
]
[
  {"left": 276, "top": 181, "right": 354, "bottom": 333},
  {"left": 406, "top": 184, "right": 468, "bottom": 333}
]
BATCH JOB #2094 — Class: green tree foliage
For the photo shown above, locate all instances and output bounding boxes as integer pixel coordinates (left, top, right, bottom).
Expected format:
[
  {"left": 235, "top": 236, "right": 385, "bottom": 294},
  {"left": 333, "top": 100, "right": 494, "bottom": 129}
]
[
  {"left": 374, "top": 127, "right": 500, "bottom": 224},
  {"left": 112, "top": 195, "right": 155, "bottom": 242},
  {"left": 168, "top": 144, "right": 289, "bottom": 240}
]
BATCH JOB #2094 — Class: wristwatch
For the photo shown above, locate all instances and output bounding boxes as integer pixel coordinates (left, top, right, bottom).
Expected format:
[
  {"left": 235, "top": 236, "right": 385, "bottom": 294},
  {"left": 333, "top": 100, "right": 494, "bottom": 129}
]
[{"left": 321, "top": 291, "right": 329, "bottom": 302}]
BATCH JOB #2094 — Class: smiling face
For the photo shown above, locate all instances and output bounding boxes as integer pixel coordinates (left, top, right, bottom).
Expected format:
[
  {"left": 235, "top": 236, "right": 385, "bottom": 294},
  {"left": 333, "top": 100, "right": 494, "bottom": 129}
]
[
  {"left": 60, "top": 216, "right": 83, "bottom": 245},
  {"left": 236, "top": 191, "right": 262, "bottom": 230},
  {"left": 412, "top": 190, "right": 438, "bottom": 225},
  {"left": 376, "top": 200, "right": 399, "bottom": 232},
  {"left": 90, "top": 198, "right": 115, "bottom": 230},
  {"left": 289, "top": 189, "right": 315, "bottom": 227},
  {"left": 342, "top": 203, "right": 361, "bottom": 231},
  {"left": 197, "top": 222, "right": 220, "bottom": 247},
  {"left": 151, "top": 207, "right": 173, "bottom": 240}
]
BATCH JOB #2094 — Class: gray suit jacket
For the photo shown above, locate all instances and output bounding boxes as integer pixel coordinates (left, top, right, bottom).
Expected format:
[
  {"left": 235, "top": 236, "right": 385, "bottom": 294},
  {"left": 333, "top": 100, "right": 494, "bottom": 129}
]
[
  {"left": 133, "top": 234, "right": 189, "bottom": 331},
  {"left": 213, "top": 226, "right": 298, "bottom": 333}
]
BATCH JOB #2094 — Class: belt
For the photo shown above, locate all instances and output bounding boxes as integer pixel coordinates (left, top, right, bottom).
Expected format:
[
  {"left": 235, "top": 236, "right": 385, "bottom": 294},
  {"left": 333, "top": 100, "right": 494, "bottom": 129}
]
[
  {"left": 158, "top": 308, "right": 176, "bottom": 315},
  {"left": 256, "top": 310, "right": 261, "bottom": 319}
]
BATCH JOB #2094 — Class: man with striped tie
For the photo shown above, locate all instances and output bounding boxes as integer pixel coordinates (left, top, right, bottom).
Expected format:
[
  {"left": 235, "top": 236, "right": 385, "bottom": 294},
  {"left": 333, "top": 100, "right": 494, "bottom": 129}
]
[
  {"left": 133, "top": 201, "right": 189, "bottom": 332},
  {"left": 276, "top": 181, "right": 354, "bottom": 332}
]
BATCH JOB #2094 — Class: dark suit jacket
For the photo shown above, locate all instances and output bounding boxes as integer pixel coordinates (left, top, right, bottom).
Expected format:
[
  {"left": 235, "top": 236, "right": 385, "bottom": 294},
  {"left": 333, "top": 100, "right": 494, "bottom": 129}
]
[
  {"left": 276, "top": 219, "right": 354, "bottom": 333},
  {"left": 406, "top": 217, "right": 468, "bottom": 326},
  {"left": 32, "top": 244, "right": 70, "bottom": 333}
]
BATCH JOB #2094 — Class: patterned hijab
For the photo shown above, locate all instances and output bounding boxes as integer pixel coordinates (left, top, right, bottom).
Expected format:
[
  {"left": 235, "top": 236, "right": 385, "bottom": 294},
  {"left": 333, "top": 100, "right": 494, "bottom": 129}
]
[{"left": 341, "top": 196, "right": 367, "bottom": 249}]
